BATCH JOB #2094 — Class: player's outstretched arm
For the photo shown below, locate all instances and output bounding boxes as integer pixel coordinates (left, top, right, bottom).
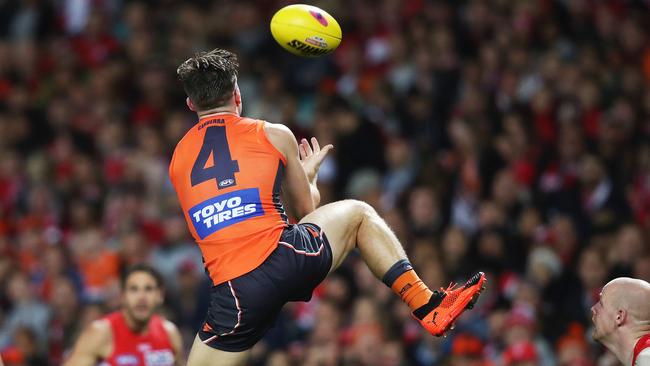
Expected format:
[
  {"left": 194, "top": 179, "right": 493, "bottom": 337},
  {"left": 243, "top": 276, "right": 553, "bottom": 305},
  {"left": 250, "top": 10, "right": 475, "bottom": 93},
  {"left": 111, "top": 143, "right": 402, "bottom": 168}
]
[
  {"left": 162, "top": 319, "right": 185, "bottom": 366},
  {"left": 63, "top": 319, "right": 111, "bottom": 366},
  {"left": 264, "top": 122, "right": 331, "bottom": 217}
]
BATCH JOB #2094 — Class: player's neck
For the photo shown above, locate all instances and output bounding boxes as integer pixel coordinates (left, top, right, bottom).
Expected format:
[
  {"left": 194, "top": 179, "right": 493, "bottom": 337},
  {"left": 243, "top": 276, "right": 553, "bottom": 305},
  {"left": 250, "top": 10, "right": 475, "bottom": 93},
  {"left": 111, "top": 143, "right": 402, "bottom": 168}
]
[
  {"left": 627, "top": 328, "right": 650, "bottom": 364},
  {"left": 122, "top": 310, "right": 150, "bottom": 334},
  {"left": 198, "top": 106, "right": 240, "bottom": 119},
  {"left": 614, "top": 330, "right": 643, "bottom": 366}
]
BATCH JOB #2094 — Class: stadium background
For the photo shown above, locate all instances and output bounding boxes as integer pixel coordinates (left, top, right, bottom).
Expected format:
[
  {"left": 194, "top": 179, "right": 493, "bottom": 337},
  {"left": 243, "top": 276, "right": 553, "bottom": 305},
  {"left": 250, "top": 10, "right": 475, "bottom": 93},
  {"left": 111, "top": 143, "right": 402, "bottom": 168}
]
[{"left": 0, "top": 0, "right": 649, "bottom": 365}]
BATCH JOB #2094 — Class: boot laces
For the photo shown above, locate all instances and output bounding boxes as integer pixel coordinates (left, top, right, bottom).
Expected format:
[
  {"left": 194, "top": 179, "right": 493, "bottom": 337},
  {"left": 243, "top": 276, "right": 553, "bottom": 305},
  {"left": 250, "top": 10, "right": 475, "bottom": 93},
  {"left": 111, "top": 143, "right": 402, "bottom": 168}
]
[{"left": 441, "top": 282, "right": 458, "bottom": 293}]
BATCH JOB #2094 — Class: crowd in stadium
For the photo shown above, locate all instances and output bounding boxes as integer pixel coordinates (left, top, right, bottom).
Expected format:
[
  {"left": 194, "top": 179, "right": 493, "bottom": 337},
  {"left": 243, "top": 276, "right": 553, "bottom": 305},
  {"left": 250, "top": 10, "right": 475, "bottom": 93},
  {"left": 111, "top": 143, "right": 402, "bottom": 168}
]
[{"left": 0, "top": 0, "right": 649, "bottom": 365}]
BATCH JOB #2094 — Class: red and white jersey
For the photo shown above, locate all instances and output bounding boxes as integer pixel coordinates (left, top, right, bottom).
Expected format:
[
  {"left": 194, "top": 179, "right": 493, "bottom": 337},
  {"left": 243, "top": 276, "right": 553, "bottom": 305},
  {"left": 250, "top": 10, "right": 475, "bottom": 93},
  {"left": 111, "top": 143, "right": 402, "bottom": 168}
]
[
  {"left": 633, "top": 334, "right": 650, "bottom": 366},
  {"left": 100, "top": 311, "right": 174, "bottom": 366}
]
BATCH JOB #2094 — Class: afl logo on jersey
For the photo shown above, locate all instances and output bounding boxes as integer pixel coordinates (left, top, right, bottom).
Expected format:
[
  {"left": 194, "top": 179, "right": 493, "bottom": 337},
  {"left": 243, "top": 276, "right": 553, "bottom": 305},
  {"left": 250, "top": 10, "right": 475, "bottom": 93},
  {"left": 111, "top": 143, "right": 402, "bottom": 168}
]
[{"left": 219, "top": 178, "right": 235, "bottom": 188}]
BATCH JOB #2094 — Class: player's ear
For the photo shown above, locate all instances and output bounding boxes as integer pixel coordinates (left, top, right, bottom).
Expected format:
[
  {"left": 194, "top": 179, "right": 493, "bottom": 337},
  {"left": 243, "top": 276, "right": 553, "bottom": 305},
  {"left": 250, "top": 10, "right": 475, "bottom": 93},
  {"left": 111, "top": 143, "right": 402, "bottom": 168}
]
[
  {"left": 186, "top": 97, "right": 196, "bottom": 112},
  {"left": 233, "top": 84, "right": 241, "bottom": 107},
  {"left": 616, "top": 309, "right": 627, "bottom": 326}
]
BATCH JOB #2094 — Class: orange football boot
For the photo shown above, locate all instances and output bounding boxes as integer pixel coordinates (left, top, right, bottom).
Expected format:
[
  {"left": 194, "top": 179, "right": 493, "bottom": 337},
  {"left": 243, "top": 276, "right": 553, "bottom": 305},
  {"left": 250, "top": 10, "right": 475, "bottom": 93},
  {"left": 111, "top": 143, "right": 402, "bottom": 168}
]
[{"left": 412, "top": 272, "right": 487, "bottom": 337}]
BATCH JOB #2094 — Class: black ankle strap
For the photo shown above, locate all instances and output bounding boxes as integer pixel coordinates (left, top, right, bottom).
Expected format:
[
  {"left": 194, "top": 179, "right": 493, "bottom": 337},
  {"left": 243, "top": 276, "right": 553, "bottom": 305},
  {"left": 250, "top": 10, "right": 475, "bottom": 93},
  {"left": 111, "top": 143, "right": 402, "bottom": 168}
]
[{"left": 412, "top": 291, "right": 446, "bottom": 320}]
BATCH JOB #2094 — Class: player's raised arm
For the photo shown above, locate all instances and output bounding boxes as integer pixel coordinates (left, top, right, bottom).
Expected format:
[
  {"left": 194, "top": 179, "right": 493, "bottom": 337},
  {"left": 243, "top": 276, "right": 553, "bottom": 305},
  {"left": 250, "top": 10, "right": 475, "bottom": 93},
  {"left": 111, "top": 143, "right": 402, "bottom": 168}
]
[
  {"left": 264, "top": 122, "right": 332, "bottom": 218},
  {"left": 63, "top": 320, "right": 111, "bottom": 366}
]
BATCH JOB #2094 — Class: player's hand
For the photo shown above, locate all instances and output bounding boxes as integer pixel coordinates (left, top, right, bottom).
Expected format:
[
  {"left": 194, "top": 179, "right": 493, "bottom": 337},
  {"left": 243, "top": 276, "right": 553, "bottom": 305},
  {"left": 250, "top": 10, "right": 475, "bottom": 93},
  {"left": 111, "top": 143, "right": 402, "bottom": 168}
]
[{"left": 299, "top": 137, "right": 333, "bottom": 183}]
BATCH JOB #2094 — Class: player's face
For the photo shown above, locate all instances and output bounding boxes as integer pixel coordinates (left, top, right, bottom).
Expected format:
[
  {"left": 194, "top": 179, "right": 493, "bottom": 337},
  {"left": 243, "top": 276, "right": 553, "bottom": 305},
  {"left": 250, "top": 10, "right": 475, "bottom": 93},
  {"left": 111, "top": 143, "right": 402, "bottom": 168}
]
[
  {"left": 122, "top": 272, "right": 163, "bottom": 324},
  {"left": 591, "top": 287, "right": 616, "bottom": 341}
]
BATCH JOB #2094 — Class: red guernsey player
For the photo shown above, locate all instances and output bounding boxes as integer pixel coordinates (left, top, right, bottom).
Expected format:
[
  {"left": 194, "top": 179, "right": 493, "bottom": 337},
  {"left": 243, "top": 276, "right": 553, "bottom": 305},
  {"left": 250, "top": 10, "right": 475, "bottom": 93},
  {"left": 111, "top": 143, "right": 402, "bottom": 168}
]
[
  {"left": 171, "top": 48, "right": 486, "bottom": 366},
  {"left": 592, "top": 277, "right": 650, "bottom": 365},
  {"left": 64, "top": 264, "right": 183, "bottom": 366}
]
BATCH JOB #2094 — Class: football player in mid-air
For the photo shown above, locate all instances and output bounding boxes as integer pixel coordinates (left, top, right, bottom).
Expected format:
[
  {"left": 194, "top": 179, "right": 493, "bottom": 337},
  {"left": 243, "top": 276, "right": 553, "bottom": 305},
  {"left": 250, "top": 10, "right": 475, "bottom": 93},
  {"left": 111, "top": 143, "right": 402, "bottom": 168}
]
[{"left": 170, "top": 48, "right": 486, "bottom": 366}]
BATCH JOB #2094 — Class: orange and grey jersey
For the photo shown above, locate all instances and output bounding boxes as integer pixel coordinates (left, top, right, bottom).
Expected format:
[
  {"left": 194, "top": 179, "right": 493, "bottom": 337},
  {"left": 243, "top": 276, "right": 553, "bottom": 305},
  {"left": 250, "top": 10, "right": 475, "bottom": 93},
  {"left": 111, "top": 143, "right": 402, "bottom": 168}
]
[{"left": 169, "top": 114, "right": 288, "bottom": 285}]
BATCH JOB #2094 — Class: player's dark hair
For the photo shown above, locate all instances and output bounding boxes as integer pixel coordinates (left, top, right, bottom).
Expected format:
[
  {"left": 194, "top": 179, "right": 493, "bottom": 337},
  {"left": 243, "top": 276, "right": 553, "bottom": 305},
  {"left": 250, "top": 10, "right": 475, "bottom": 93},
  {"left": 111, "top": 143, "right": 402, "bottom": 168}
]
[
  {"left": 176, "top": 48, "right": 239, "bottom": 111},
  {"left": 121, "top": 263, "right": 164, "bottom": 289}
]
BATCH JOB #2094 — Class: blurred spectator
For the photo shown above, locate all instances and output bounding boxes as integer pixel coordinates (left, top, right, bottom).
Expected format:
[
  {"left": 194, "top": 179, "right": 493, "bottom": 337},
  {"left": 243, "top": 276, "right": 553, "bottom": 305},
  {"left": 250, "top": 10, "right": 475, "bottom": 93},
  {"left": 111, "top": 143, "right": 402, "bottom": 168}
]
[
  {"left": 448, "top": 333, "right": 485, "bottom": 366},
  {"left": 332, "top": 98, "right": 386, "bottom": 194},
  {"left": 150, "top": 215, "right": 203, "bottom": 293},
  {"left": 0, "top": 272, "right": 50, "bottom": 350},
  {"left": 407, "top": 186, "right": 443, "bottom": 237},
  {"left": 441, "top": 227, "right": 471, "bottom": 280},
  {"left": 46, "top": 276, "right": 79, "bottom": 364},
  {"left": 527, "top": 246, "right": 562, "bottom": 289},
  {"left": 555, "top": 323, "right": 592, "bottom": 366},
  {"left": 1, "top": 326, "right": 48, "bottom": 366},
  {"left": 69, "top": 228, "right": 119, "bottom": 302},
  {"left": 503, "top": 340, "right": 538, "bottom": 366}
]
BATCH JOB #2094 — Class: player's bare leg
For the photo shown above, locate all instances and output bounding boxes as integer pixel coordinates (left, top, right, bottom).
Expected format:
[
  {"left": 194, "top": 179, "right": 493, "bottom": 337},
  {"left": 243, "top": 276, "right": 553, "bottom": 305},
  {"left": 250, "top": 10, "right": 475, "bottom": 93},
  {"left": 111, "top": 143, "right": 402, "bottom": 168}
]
[
  {"left": 299, "top": 199, "right": 486, "bottom": 336},
  {"left": 186, "top": 335, "right": 250, "bottom": 366},
  {"left": 302, "top": 200, "right": 407, "bottom": 277}
]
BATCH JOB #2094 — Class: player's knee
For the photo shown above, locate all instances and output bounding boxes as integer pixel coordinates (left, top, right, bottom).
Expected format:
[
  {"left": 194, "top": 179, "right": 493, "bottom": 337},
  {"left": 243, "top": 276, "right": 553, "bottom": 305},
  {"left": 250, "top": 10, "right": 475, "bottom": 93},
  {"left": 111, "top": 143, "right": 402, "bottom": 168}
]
[{"left": 342, "top": 199, "right": 377, "bottom": 221}]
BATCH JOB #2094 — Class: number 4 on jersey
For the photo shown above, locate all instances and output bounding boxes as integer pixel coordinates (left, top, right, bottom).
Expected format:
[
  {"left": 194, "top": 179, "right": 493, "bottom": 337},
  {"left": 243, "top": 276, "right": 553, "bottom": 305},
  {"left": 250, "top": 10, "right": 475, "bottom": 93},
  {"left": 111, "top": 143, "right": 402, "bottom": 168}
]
[{"left": 191, "top": 126, "right": 239, "bottom": 188}]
